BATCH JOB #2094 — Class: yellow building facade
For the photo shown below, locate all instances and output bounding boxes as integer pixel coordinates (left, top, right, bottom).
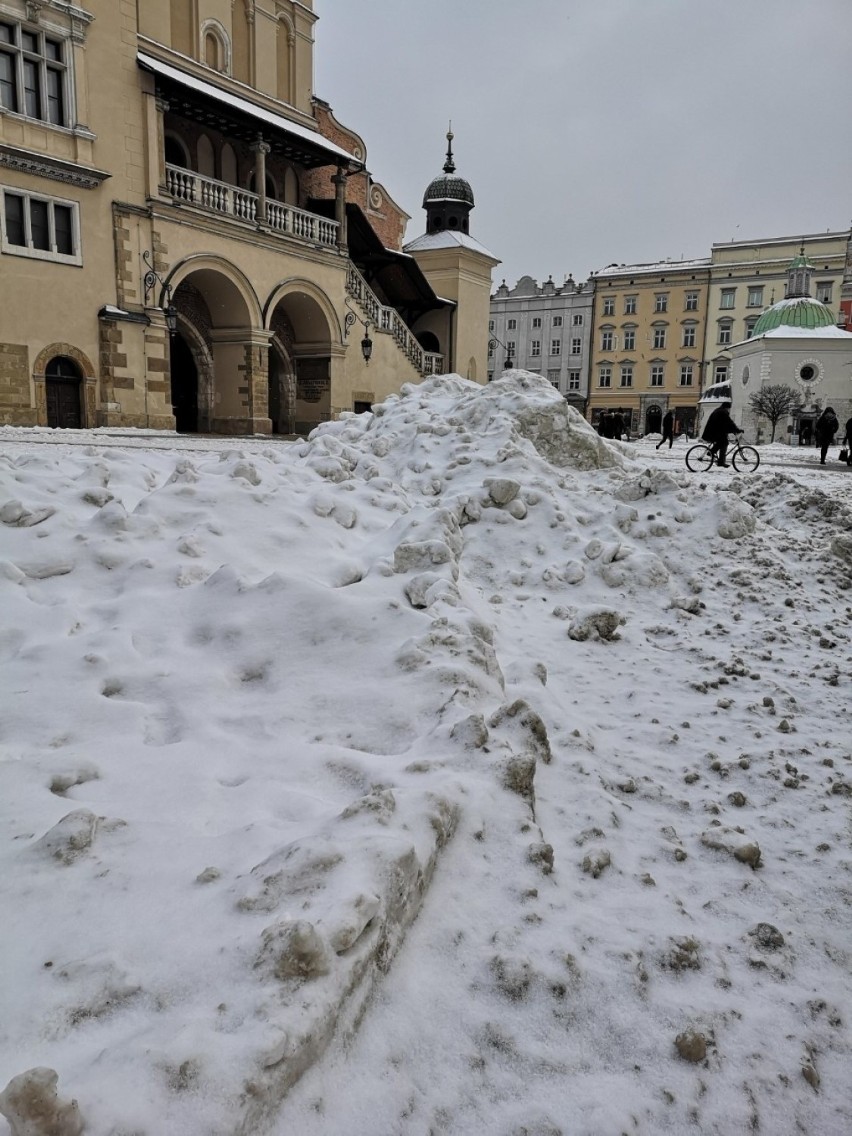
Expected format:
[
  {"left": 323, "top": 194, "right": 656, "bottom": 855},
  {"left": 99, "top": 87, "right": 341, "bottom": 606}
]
[
  {"left": 587, "top": 259, "right": 711, "bottom": 436},
  {"left": 0, "top": 0, "right": 495, "bottom": 434}
]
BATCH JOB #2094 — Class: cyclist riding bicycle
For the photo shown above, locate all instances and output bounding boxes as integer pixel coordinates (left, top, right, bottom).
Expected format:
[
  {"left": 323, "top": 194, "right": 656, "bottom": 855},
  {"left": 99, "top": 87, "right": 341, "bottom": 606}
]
[{"left": 701, "top": 401, "right": 743, "bottom": 468}]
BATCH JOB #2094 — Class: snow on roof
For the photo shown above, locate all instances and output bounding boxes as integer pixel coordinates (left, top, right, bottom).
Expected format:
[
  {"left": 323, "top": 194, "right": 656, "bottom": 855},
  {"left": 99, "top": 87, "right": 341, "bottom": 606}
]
[
  {"left": 404, "top": 230, "right": 500, "bottom": 261},
  {"left": 593, "top": 257, "right": 710, "bottom": 277},
  {"left": 731, "top": 324, "right": 852, "bottom": 349},
  {"left": 137, "top": 53, "right": 359, "bottom": 165}
]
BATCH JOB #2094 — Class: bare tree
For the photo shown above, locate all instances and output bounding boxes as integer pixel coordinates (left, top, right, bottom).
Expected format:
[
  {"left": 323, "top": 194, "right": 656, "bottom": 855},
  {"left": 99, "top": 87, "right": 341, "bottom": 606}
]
[{"left": 748, "top": 384, "right": 804, "bottom": 442}]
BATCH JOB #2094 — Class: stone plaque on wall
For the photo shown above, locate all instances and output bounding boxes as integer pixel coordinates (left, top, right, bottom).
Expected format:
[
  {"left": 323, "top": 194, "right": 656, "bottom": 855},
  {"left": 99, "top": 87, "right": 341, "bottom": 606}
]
[{"left": 296, "top": 358, "right": 330, "bottom": 403}]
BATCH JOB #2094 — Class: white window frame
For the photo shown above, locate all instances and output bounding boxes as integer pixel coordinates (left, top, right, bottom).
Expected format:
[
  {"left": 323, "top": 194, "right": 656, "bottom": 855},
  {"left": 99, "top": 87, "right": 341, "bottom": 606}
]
[
  {"left": 654, "top": 293, "right": 668, "bottom": 313},
  {"left": 747, "top": 286, "right": 764, "bottom": 308},
  {"left": 653, "top": 327, "right": 667, "bottom": 350},
  {"left": 552, "top": 315, "right": 563, "bottom": 328},
  {"left": 650, "top": 364, "right": 664, "bottom": 387},
  {"left": 530, "top": 340, "right": 541, "bottom": 357},
  {"left": 570, "top": 337, "right": 582, "bottom": 355},
  {"left": 718, "top": 320, "right": 733, "bottom": 345},
  {"left": 684, "top": 291, "right": 699, "bottom": 311},
  {"left": 507, "top": 318, "right": 517, "bottom": 330},
  {"left": 598, "top": 366, "right": 612, "bottom": 388},
  {"left": 603, "top": 297, "right": 615, "bottom": 316},
  {"left": 568, "top": 370, "right": 581, "bottom": 390},
  {"left": 682, "top": 325, "right": 696, "bottom": 348},
  {"left": 624, "top": 295, "right": 637, "bottom": 314},
  {"left": 816, "top": 282, "right": 833, "bottom": 304},
  {"left": 572, "top": 313, "right": 583, "bottom": 326},
  {"left": 623, "top": 328, "right": 636, "bottom": 351},
  {"left": 550, "top": 338, "right": 561, "bottom": 356},
  {"left": 601, "top": 330, "right": 614, "bottom": 352},
  {"left": 620, "top": 365, "right": 633, "bottom": 388},
  {"left": 200, "top": 18, "right": 232, "bottom": 74},
  {"left": 531, "top": 316, "right": 542, "bottom": 329},
  {"left": 720, "top": 288, "right": 736, "bottom": 309},
  {"left": 0, "top": 13, "right": 70, "bottom": 128},
  {"left": 1, "top": 185, "right": 82, "bottom": 265},
  {"left": 714, "top": 364, "right": 728, "bottom": 383},
  {"left": 679, "top": 364, "right": 694, "bottom": 386}
]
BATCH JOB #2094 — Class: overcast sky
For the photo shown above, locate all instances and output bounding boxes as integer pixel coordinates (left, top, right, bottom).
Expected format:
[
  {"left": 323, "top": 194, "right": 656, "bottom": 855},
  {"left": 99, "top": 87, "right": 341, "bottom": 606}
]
[{"left": 314, "top": 0, "right": 852, "bottom": 288}]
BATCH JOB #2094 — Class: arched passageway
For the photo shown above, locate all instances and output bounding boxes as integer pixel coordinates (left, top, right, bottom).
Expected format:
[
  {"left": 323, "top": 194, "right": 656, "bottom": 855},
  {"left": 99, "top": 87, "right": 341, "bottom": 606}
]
[
  {"left": 266, "top": 283, "right": 336, "bottom": 435},
  {"left": 645, "top": 405, "right": 662, "bottom": 434},
  {"left": 169, "top": 333, "right": 199, "bottom": 432}
]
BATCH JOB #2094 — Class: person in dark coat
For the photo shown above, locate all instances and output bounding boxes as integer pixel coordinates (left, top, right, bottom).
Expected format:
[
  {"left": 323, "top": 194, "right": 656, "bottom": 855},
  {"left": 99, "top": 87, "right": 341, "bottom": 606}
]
[
  {"left": 656, "top": 410, "right": 675, "bottom": 450},
  {"left": 610, "top": 412, "right": 624, "bottom": 441},
  {"left": 843, "top": 415, "right": 852, "bottom": 467},
  {"left": 815, "top": 406, "right": 839, "bottom": 465},
  {"left": 701, "top": 402, "right": 742, "bottom": 467}
]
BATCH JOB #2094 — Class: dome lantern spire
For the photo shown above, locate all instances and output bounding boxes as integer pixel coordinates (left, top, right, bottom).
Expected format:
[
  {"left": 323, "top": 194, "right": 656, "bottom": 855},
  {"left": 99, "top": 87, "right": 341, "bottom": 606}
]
[
  {"left": 422, "top": 125, "right": 475, "bottom": 236},
  {"left": 443, "top": 123, "right": 455, "bottom": 174},
  {"left": 786, "top": 241, "right": 813, "bottom": 299}
]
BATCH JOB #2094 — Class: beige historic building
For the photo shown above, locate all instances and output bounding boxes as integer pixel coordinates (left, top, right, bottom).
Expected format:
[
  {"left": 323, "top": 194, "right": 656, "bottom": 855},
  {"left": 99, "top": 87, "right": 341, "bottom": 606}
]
[
  {"left": 702, "top": 231, "right": 847, "bottom": 395},
  {"left": 587, "top": 259, "right": 711, "bottom": 436},
  {"left": 0, "top": 0, "right": 497, "bottom": 434}
]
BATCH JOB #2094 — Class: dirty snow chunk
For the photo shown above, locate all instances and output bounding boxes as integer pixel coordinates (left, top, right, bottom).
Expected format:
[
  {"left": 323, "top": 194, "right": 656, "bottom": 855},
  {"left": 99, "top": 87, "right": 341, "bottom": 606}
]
[
  {"left": 716, "top": 496, "right": 756, "bottom": 539},
  {"left": 513, "top": 393, "right": 625, "bottom": 471},
  {"left": 0, "top": 500, "right": 56, "bottom": 526},
  {"left": 450, "top": 713, "right": 489, "bottom": 749},
  {"left": 563, "top": 560, "right": 585, "bottom": 584},
  {"left": 489, "top": 700, "right": 553, "bottom": 764},
  {"left": 404, "top": 572, "right": 443, "bottom": 609},
  {"left": 256, "top": 920, "right": 332, "bottom": 980},
  {"left": 393, "top": 540, "right": 456, "bottom": 574},
  {"left": 568, "top": 607, "right": 625, "bottom": 642},
  {"left": 675, "top": 1030, "right": 708, "bottom": 1063},
  {"left": 829, "top": 533, "right": 852, "bottom": 565},
  {"left": 615, "top": 468, "right": 681, "bottom": 502},
  {"left": 0, "top": 1068, "right": 83, "bottom": 1136},
  {"left": 326, "top": 892, "right": 381, "bottom": 953},
  {"left": 35, "top": 810, "right": 99, "bottom": 864},
  {"left": 700, "top": 825, "right": 761, "bottom": 868},
  {"left": 582, "top": 847, "right": 611, "bottom": 878},
  {"left": 484, "top": 477, "right": 521, "bottom": 506},
  {"left": 528, "top": 842, "right": 554, "bottom": 874}
]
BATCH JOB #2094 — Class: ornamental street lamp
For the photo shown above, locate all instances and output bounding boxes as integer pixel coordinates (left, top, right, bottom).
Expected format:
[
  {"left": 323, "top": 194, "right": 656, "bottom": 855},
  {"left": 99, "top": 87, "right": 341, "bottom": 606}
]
[{"left": 344, "top": 297, "right": 374, "bottom": 364}]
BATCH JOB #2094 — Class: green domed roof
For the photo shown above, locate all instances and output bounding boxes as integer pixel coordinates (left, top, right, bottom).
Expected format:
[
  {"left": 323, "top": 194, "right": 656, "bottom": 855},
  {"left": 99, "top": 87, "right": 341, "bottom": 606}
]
[
  {"left": 752, "top": 296, "right": 837, "bottom": 336},
  {"left": 422, "top": 173, "right": 474, "bottom": 207}
]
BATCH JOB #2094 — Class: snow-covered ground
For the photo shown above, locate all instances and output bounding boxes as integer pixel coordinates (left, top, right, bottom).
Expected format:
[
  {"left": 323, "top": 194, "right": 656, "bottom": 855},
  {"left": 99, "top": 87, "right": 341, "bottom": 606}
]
[{"left": 1, "top": 372, "right": 851, "bottom": 1136}]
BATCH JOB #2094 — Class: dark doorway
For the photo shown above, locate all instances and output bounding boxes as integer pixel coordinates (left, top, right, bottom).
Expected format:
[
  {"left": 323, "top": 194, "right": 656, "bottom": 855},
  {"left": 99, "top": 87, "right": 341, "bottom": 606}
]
[
  {"left": 645, "top": 405, "right": 662, "bottom": 434},
  {"left": 416, "top": 331, "right": 440, "bottom": 353},
  {"left": 170, "top": 333, "right": 199, "bottom": 432},
  {"left": 45, "top": 356, "right": 83, "bottom": 428},
  {"left": 268, "top": 348, "right": 294, "bottom": 434}
]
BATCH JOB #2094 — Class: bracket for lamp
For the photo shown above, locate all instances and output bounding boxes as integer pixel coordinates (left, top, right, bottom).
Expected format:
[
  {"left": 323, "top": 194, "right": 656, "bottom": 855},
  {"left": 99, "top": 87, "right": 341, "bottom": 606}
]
[
  {"left": 142, "top": 250, "right": 178, "bottom": 334},
  {"left": 344, "top": 296, "right": 373, "bottom": 363},
  {"left": 489, "top": 333, "right": 513, "bottom": 369}
]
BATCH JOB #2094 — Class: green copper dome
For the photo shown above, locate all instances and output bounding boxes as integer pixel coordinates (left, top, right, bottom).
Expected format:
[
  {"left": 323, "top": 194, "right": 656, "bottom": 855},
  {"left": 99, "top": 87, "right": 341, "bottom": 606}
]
[{"left": 752, "top": 295, "right": 837, "bottom": 335}]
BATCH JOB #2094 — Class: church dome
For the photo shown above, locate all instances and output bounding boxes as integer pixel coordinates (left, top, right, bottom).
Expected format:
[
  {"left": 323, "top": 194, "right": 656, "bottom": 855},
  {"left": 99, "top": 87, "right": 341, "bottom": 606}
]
[
  {"left": 422, "top": 172, "right": 474, "bottom": 208},
  {"left": 752, "top": 295, "right": 837, "bottom": 336}
]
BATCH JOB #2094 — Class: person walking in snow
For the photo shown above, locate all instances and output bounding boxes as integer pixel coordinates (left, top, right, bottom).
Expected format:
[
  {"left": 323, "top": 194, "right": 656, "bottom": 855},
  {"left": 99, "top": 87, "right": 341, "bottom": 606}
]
[
  {"left": 610, "top": 411, "right": 624, "bottom": 441},
  {"left": 815, "top": 406, "right": 839, "bottom": 465},
  {"left": 701, "top": 401, "right": 742, "bottom": 467},
  {"left": 656, "top": 410, "right": 674, "bottom": 450},
  {"left": 843, "top": 414, "right": 852, "bottom": 467}
]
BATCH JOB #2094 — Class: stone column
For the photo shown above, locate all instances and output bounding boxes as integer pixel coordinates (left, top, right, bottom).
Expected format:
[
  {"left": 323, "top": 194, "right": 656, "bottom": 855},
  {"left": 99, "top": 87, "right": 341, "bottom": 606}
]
[
  {"left": 332, "top": 166, "right": 348, "bottom": 252},
  {"left": 253, "top": 137, "right": 270, "bottom": 224}
]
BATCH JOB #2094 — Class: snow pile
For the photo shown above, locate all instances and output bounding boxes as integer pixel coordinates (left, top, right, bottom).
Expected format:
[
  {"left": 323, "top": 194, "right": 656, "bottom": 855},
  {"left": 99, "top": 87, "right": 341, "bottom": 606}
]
[{"left": 1, "top": 373, "right": 851, "bottom": 1135}]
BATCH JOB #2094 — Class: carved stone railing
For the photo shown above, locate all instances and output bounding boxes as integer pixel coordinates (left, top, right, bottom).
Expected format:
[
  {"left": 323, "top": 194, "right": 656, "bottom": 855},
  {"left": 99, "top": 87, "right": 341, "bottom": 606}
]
[
  {"left": 165, "top": 165, "right": 339, "bottom": 247},
  {"left": 346, "top": 262, "right": 444, "bottom": 378}
]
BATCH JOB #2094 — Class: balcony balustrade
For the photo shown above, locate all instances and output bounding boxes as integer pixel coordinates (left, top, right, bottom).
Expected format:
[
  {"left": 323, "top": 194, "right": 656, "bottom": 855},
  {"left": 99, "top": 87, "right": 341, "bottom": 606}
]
[{"left": 164, "top": 165, "right": 339, "bottom": 248}]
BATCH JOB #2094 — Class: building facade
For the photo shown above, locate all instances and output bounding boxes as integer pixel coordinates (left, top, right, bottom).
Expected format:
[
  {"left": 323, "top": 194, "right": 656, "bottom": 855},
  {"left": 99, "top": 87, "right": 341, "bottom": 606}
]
[
  {"left": 488, "top": 274, "right": 594, "bottom": 413},
  {"left": 702, "top": 231, "right": 847, "bottom": 394},
  {"left": 587, "top": 259, "right": 711, "bottom": 436},
  {"left": 0, "top": 0, "right": 495, "bottom": 434}
]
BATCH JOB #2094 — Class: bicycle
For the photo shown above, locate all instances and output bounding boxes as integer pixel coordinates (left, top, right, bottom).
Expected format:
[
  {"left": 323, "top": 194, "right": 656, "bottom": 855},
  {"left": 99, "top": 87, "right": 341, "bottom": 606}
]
[{"left": 685, "top": 433, "right": 760, "bottom": 473}]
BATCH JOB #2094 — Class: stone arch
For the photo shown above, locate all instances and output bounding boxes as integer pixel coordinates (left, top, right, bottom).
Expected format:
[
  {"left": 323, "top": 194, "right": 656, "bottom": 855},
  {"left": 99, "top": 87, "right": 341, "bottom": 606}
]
[
  {"left": 200, "top": 18, "right": 231, "bottom": 74},
  {"left": 172, "top": 311, "right": 215, "bottom": 432},
  {"left": 33, "top": 341, "right": 95, "bottom": 379},
  {"left": 167, "top": 255, "right": 263, "bottom": 329},
  {"left": 264, "top": 279, "right": 342, "bottom": 344},
  {"left": 33, "top": 343, "right": 96, "bottom": 428}
]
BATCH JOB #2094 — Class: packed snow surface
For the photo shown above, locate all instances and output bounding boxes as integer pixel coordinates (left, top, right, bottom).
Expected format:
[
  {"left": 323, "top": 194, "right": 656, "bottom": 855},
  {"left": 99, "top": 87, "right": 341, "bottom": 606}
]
[{"left": 1, "top": 372, "right": 851, "bottom": 1136}]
